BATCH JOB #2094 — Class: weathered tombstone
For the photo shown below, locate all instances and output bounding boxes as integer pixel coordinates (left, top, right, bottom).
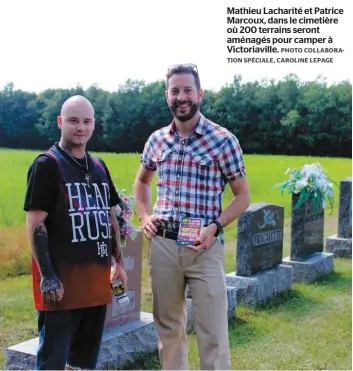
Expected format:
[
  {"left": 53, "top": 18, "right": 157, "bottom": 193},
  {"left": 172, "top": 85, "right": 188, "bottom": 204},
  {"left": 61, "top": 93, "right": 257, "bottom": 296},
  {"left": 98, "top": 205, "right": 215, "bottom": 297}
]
[
  {"left": 282, "top": 194, "right": 334, "bottom": 282},
  {"left": 5, "top": 231, "right": 158, "bottom": 370},
  {"left": 326, "top": 177, "right": 352, "bottom": 258},
  {"left": 226, "top": 202, "right": 293, "bottom": 306}
]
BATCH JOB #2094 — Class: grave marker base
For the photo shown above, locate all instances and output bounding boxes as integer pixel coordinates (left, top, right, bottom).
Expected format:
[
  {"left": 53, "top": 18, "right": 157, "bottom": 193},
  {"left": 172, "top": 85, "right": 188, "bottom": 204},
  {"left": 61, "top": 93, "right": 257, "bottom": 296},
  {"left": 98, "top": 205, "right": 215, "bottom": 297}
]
[
  {"left": 326, "top": 235, "right": 352, "bottom": 259},
  {"left": 5, "top": 312, "right": 158, "bottom": 370},
  {"left": 225, "top": 264, "right": 293, "bottom": 306},
  {"left": 282, "top": 252, "right": 334, "bottom": 283}
]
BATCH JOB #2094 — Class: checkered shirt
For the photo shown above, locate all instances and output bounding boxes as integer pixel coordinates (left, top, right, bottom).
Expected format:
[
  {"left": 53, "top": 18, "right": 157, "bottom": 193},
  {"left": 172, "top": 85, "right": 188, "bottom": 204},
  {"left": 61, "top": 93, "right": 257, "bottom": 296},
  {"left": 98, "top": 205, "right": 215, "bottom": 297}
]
[{"left": 140, "top": 113, "right": 246, "bottom": 232}]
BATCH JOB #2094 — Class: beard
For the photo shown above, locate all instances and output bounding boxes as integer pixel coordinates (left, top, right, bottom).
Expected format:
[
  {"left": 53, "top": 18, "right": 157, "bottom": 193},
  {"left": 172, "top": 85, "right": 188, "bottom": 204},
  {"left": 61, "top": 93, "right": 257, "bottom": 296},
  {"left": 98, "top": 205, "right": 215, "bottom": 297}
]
[{"left": 170, "top": 100, "right": 199, "bottom": 122}]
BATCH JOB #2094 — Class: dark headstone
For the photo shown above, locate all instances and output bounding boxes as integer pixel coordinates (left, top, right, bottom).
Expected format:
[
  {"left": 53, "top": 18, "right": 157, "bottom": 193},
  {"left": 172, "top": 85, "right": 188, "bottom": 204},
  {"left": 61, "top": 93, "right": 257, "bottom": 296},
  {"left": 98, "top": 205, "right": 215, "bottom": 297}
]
[
  {"left": 338, "top": 177, "right": 352, "bottom": 239},
  {"left": 236, "top": 202, "right": 284, "bottom": 276},
  {"left": 290, "top": 194, "right": 324, "bottom": 261}
]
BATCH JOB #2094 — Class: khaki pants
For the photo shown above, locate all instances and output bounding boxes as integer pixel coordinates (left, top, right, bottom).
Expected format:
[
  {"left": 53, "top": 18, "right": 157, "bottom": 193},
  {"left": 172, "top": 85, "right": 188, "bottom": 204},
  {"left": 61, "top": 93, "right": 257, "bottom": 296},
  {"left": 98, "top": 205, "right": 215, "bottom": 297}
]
[{"left": 149, "top": 235, "right": 231, "bottom": 370}]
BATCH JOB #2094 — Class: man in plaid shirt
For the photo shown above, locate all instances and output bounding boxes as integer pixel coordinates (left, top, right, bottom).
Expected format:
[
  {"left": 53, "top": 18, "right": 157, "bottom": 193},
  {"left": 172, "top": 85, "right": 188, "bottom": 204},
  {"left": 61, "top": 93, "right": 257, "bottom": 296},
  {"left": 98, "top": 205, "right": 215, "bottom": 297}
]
[{"left": 134, "top": 64, "right": 250, "bottom": 370}]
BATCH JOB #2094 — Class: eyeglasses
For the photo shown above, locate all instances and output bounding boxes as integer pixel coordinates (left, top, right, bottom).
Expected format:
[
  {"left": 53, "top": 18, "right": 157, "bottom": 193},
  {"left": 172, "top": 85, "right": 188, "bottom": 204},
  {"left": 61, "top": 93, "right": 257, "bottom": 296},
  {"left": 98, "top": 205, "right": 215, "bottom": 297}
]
[{"left": 167, "top": 63, "right": 198, "bottom": 74}]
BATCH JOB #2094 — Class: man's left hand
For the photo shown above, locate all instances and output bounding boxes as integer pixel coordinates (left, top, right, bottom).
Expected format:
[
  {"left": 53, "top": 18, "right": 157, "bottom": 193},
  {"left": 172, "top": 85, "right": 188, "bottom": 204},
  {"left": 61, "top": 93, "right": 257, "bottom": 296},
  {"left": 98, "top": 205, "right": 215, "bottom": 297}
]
[
  {"left": 187, "top": 224, "right": 218, "bottom": 251},
  {"left": 110, "top": 262, "right": 128, "bottom": 290}
]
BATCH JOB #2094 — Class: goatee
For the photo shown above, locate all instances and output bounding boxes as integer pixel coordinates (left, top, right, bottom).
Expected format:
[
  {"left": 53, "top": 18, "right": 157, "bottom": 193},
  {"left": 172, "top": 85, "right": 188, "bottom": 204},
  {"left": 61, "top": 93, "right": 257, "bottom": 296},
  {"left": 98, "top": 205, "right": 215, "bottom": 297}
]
[{"left": 170, "top": 101, "right": 199, "bottom": 122}]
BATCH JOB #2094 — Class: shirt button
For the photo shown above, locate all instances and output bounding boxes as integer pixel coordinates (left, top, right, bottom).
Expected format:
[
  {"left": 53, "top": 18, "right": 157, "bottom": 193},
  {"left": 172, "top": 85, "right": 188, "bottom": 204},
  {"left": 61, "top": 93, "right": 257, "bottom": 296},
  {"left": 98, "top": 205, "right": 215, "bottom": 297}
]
[
  {"left": 177, "top": 174, "right": 180, "bottom": 177},
  {"left": 181, "top": 140, "right": 185, "bottom": 145},
  {"left": 176, "top": 191, "right": 179, "bottom": 194}
]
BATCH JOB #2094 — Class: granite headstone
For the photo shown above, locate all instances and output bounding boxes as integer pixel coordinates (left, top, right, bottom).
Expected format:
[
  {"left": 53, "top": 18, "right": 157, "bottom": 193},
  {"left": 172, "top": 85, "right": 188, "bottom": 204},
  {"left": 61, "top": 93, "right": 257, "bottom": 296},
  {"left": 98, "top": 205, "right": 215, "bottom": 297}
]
[
  {"left": 338, "top": 177, "right": 352, "bottom": 239},
  {"left": 290, "top": 193, "right": 324, "bottom": 261},
  {"left": 236, "top": 202, "right": 284, "bottom": 276},
  {"left": 226, "top": 202, "right": 292, "bottom": 306},
  {"left": 283, "top": 193, "right": 334, "bottom": 283},
  {"left": 326, "top": 177, "right": 352, "bottom": 258}
]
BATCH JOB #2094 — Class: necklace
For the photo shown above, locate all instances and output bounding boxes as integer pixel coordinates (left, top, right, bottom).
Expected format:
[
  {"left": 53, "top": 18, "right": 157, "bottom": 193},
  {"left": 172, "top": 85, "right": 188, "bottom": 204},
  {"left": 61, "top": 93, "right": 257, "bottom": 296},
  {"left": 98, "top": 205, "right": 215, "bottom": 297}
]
[{"left": 61, "top": 146, "right": 91, "bottom": 186}]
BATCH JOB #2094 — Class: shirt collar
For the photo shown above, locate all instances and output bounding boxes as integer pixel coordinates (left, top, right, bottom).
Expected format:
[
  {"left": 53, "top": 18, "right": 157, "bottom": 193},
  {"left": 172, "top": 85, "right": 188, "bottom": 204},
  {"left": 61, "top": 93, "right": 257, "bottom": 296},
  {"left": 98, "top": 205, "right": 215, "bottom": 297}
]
[{"left": 168, "top": 113, "right": 207, "bottom": 136}]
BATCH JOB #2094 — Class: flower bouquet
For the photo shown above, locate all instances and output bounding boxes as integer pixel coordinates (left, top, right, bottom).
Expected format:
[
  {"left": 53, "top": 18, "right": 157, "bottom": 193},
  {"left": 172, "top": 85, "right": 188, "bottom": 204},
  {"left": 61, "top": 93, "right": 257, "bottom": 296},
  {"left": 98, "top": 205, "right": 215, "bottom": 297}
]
[
  {"left": 272, "top": 162, "right": 337, "bottom": 214},
  {"left": 114, "top": 188, "right": 137, "bottom": 247}
]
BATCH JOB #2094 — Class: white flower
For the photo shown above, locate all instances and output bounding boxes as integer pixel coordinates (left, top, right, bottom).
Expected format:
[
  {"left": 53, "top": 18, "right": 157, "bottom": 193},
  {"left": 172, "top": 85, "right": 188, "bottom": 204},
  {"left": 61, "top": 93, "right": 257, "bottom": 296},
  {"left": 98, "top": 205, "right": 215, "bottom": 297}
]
[
  {"left": 296, "top": 178, "right": 308, "bottom": 191},
  {"left": 316, "top": 178, "right": 328, "bottom": 191},
  {"left": 285, "top": 168, "right": 291, "bottom": 174}
]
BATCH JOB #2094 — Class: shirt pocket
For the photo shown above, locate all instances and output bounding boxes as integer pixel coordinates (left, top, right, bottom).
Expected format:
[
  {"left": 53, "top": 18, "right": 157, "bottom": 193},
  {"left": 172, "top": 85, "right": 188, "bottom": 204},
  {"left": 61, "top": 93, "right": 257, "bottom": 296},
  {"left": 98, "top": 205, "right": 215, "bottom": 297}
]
[
  {"left": 191, "top": 154, "right": 214, "bottom": 177},
  {"left": 152, "top": 148, "right": 173, "bottom": 178}
]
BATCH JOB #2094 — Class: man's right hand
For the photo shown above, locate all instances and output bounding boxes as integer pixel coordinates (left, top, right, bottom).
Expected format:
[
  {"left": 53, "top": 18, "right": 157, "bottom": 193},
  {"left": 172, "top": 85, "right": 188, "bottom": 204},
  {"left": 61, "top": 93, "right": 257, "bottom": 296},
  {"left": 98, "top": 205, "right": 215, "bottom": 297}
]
[
  {"left": 40, "top": 275, "right": 64, "bottom": 304},
  {"left": 141, "top": 215, "right": 159, "bottom": 239}
]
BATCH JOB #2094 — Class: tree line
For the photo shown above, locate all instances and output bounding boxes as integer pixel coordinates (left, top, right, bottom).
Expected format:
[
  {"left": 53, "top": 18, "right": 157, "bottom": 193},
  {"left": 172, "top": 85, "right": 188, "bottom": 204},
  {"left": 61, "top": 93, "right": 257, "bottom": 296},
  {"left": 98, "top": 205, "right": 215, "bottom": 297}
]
[{"left": 0, "top": 74, "right": 351, "bottom": 157}]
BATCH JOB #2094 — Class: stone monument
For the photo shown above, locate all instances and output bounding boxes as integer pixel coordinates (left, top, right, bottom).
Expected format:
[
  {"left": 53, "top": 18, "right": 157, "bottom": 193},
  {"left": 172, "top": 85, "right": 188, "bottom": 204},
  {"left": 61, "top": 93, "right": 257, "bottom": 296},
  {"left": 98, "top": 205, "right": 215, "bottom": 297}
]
[
  {"left": 282, "top": 194, "right": 334, "bottom": 282},
  {"left": 226, "top": 202, "right": 293, "bottom": 306},
  {"left": 326, "top": 177, "right": 352, "bottom": 258}
]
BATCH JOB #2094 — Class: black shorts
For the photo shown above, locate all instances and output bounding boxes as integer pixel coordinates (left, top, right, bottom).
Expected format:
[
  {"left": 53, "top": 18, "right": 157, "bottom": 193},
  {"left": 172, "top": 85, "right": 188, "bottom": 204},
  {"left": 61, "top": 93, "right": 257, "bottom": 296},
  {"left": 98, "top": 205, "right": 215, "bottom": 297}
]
[{"left": 35, "top": 305, "right": 107, "bottom": 370}]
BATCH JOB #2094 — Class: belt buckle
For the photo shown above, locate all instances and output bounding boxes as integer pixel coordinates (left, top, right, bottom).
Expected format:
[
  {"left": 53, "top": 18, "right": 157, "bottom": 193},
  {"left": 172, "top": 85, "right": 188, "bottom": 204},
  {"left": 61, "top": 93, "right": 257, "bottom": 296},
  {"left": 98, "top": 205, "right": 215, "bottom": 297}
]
[{"left": 162, "top": 228, "right": 167, "bottom": 238}]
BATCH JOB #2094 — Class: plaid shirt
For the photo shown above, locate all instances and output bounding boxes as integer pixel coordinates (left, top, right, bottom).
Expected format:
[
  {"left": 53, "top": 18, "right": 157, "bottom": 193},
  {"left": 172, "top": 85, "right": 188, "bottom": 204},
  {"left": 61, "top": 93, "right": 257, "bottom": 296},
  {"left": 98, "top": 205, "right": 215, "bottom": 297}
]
[{"left": 141, "top": 113, "right": 246, "bottom": 232}]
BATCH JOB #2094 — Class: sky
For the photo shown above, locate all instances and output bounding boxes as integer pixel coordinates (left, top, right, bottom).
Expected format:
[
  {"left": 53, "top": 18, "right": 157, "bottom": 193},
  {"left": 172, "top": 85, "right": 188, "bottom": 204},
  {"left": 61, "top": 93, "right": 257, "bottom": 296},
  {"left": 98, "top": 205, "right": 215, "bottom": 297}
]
[{"left": 0, "top": 0, "right": 351, "bottom": 93}]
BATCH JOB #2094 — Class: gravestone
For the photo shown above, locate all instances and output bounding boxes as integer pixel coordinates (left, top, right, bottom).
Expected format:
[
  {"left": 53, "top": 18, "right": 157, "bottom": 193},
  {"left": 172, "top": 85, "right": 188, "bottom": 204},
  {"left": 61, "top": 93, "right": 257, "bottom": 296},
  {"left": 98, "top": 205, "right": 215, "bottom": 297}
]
[
  {"left": 5, "top": 231, "right": 159, "bottom": 370},
  {"left": 105, "top": 231, "right": 143, "bottom": 327},
  {"left": 226, "top": 202, "right": 293, "bottom": 306},
  {"left": 290, "top": 193, "right": 325, "bottom": 261},
  {"left": 326, "top": 177, "right": 352, "bottom": 258},
  {"left": 282, "top": 194, "right": 334, "bottom": 282},
  {"left": 237, "top": 203, "right": 284, "bottom": 276}
]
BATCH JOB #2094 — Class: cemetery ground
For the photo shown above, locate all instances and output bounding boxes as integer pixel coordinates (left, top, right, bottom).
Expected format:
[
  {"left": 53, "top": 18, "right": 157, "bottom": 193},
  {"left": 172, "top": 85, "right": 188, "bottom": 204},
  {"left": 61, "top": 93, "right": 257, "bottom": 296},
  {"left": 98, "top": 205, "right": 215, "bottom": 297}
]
[
  {"left": 0, "top": 149, "right": 351, "bottom": 369},
  {"left": 1, "top": 219, "right": 351, "bottom": 369}
]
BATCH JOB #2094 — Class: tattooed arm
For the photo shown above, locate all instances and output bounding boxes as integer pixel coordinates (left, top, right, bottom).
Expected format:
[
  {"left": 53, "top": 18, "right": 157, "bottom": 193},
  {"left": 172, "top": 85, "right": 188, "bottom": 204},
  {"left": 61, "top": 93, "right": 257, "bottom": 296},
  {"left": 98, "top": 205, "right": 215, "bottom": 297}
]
[
  {"left": 109, "top": 208, "right": 128, "bottom": 289},
  {"left": 26, "top": 210, "right": 64, "bottom": 304}
]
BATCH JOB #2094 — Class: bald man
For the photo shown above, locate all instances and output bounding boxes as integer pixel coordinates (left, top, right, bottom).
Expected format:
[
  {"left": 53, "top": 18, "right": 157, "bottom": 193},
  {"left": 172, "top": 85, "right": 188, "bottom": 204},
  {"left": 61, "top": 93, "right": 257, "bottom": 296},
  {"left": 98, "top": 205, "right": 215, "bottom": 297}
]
[{"left": 24, "top": 95, "right": 127, "bottom": 370}]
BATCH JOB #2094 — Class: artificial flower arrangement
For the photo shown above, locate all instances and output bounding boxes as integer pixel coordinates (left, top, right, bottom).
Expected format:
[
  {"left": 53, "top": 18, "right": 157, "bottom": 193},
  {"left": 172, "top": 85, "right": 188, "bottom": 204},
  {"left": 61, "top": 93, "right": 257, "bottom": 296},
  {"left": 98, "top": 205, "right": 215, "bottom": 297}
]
[
  {"left": 272, "top": 162, "right": 337, "bottom": 214},
  {"left": 114, "top": 188, "right": 137, "bottom": 247}
]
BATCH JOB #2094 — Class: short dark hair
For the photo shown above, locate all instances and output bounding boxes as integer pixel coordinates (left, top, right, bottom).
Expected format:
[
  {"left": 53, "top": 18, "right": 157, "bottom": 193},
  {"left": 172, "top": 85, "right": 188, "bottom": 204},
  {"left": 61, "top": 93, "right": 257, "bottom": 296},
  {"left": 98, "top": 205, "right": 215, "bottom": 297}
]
[{"left": 166, "top": 65, "right": 201, "bottom": 90}]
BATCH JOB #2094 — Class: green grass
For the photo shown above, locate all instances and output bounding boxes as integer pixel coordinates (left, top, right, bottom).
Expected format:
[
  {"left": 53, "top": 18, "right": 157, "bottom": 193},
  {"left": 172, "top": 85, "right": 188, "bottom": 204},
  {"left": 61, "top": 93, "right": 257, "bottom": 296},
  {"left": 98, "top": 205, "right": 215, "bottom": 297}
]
[
  {"left": 1, "top": 259, "right": 351, "bottom": 370},
  {"left": 0, "top": 220, "right": 351, "bottom": 370},
  {"left": 0, "top": 148, "right": 351, "bottom": 228}
]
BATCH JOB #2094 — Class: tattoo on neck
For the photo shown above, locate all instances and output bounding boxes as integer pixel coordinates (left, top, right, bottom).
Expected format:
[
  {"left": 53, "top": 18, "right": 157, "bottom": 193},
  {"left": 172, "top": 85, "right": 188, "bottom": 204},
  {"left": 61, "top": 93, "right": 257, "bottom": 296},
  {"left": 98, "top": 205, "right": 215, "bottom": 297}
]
[{"left": 60, "top": 141, "right": 73, "bottom": 155}]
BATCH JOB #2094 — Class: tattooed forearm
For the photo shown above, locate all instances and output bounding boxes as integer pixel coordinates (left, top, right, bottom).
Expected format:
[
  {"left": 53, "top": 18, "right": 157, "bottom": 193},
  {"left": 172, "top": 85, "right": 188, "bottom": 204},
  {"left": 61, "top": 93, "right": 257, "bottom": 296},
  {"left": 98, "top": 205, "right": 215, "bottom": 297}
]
[
  {"left": 32, "top": 223, "right": 55, "bottom": 278},
  {"left": 111, "top": 226, "right": 122, "bottom": 264}
]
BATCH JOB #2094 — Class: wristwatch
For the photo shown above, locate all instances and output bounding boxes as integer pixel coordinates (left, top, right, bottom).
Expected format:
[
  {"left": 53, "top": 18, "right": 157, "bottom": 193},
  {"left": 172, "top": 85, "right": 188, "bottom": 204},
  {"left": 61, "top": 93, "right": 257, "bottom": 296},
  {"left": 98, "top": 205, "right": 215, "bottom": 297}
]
[{"left": 209, "top": 221, "right": 224, "bottom": 237}]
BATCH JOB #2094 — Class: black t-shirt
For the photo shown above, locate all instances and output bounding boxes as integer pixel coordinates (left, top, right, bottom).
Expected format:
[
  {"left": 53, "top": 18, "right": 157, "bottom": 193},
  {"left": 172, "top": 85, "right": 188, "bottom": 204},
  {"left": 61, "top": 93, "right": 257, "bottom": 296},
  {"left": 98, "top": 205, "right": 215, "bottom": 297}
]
[{"left": 24, "top": 144, "right": 120, "bottom": 213}]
